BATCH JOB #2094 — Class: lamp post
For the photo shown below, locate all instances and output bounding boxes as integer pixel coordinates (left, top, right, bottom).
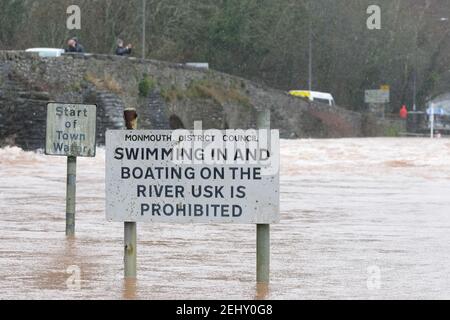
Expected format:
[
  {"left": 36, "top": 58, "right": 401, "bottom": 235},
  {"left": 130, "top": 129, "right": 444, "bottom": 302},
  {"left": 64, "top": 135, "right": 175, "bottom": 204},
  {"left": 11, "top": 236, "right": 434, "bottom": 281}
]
[
  {"left": 142, "top": 0, "right": 146, "bottom": 59},
  {"left": 413, "top": 17, "right": 448, "bottom": 111},
  {"left": 308, "top": 19, "right": 313, "bottom": 91},
  {"left": 430, "top": 103, "right": 435, "bottom": 139},
  {"left": 413, "top": 69, "right": 417, "bottom": 111}
]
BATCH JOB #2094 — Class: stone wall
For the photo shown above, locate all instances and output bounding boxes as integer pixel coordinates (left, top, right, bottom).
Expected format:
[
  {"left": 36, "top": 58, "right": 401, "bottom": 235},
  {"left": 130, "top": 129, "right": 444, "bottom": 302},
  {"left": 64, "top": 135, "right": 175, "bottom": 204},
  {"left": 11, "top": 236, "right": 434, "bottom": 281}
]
[{"left": 0, "top": 50, "right": 366, "bottom": 150}]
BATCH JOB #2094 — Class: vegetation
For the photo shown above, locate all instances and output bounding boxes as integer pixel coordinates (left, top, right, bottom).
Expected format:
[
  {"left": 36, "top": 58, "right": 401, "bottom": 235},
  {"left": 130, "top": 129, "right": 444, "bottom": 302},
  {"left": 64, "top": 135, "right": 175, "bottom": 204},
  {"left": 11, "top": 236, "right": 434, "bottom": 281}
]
[
  {"left": 161, "top": 80, "right": 252, "bottom": 108},
  {"left": 384, "top": 125, "right": 402, "bottom": 137},
  {"left": 84, "top": 72, "right": 122, "bottom": 94},
  {"left": 2, "top": 0, "right": 450, "bottom": 111},
  {"left": 138, "top": 74, "right": 156, "bottom": 97}
]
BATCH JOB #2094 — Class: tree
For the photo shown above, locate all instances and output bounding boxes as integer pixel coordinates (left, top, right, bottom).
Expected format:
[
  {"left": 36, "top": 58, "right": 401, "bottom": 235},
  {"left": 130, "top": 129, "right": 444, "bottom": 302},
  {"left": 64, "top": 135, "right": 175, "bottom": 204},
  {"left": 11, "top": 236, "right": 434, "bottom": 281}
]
[
  {"left": 2, "top": 0, "right": 450, "bottom": 112},
  {"left": 0, "top": 0, "right": 27, "bottom": 49}
]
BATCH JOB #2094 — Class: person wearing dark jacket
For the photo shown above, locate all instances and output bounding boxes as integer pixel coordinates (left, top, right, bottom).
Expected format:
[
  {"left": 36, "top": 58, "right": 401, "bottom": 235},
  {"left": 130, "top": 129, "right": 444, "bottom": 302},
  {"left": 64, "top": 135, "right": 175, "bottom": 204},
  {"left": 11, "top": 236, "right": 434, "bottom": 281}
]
[
  {"left": 65, "top": 38, "right": 85, "bottom": 53},
  {"left": 116, "top": 39, "right": 132, "bottom": 56}
]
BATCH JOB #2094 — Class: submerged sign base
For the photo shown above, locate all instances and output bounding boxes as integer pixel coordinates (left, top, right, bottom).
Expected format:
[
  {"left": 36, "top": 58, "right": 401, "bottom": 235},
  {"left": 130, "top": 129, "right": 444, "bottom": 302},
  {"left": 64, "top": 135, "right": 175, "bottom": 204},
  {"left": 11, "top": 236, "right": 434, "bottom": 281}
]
[{"left": 106, "top": 130, "right": 280, "bottom": 224}]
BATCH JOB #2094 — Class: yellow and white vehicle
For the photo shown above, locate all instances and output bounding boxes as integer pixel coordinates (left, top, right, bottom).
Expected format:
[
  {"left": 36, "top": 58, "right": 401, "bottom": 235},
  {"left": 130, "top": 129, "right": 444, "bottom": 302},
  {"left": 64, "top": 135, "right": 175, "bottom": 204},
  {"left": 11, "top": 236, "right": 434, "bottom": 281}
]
[{"left": 289, "top": 90, "right": 335, "bottom": 106}]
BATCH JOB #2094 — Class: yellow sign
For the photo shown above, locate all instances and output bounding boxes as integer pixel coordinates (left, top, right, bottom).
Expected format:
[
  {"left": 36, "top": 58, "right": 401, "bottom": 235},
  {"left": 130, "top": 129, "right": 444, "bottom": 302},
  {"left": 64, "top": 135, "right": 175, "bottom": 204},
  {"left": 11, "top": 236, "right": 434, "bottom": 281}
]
[
  {"left": 289, "top": 90, "right": 311, "bottom": 98},
  {"left": 380, "top": 85, "right": 390, "bottom": 92}
]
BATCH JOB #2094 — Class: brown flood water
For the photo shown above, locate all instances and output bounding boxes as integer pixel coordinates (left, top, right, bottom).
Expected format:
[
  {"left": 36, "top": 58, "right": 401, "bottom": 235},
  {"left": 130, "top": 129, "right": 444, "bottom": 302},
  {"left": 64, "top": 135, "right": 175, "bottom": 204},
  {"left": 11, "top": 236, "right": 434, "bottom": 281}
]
[{"left": 0, "top": 138, "right": 450, "bottom": 299}]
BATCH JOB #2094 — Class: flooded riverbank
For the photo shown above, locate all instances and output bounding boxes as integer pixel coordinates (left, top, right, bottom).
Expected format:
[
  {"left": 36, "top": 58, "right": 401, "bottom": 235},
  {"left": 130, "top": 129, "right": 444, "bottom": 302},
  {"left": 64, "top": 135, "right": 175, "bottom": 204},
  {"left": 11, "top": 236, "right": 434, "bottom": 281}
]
[{"left": 1, "top": 138, "right": 449, "bottom": 299}]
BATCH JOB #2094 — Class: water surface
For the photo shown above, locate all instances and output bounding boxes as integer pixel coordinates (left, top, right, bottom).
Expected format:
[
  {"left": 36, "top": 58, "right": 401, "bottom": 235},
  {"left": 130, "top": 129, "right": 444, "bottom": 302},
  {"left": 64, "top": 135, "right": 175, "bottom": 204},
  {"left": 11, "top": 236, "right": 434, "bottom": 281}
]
[{"left": 0, "top": 138, "right": 449, "bottom": 299}]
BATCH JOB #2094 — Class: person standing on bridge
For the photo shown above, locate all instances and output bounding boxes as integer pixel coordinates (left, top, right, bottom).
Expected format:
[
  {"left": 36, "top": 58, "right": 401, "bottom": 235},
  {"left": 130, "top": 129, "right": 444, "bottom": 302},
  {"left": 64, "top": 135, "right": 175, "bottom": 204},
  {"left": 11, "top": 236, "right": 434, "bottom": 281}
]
[
  {"left": 115, "top": 39, "right": 132, "bottom": 56},
  {"left": 65, "top": 37, "right": 85, "bottom": 53}
]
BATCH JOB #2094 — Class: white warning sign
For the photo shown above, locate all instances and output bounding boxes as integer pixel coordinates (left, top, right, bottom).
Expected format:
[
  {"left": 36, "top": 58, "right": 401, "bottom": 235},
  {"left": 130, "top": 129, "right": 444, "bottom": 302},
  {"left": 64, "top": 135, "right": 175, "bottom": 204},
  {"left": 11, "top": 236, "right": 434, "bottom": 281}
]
[{"left": 105, "top": 129, "right": 280, "bottom": 224}]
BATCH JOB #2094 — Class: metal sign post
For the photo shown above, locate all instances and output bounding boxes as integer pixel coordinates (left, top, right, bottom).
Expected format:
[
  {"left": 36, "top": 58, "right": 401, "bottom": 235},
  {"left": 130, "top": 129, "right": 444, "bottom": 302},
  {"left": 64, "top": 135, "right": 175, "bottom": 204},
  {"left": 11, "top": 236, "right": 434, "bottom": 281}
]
[
  {"left": 256, "top": 110, "right": 271, "bottom": 284},
  {"left": 66, "top": 156, "right": 77, "bottom": 236},
  {"left": 123, "top": 108, "right": 138, "bottom": 278},
  {"left": 45, "top": 103, "right": 97, "bottom": 237}
]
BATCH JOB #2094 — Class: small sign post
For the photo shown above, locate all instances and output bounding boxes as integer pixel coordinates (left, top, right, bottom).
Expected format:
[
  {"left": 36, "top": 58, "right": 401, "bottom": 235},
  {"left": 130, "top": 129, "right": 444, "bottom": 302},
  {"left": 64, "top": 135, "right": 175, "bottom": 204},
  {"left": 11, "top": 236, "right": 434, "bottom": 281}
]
[
  {"left": 106, "top": 113, "right": 280, "bottom": 281},
  {"left": 256, "top": 110, "right": 271, "bottom": 284},
  {"left": 66, "top": 155, "right": 77, "bottom": 236},
  {"left": 45, "top": 102, "right": 97, "bottom": 236},
  {"left": 123, "top": 108, "right": 138, "bottom": 278}
]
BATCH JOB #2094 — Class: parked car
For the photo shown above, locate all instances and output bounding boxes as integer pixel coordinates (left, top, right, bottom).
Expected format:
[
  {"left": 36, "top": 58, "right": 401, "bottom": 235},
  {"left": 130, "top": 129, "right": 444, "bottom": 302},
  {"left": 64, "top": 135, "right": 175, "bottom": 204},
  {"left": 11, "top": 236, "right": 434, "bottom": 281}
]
[
  {"left": 25, "top": 48, "right": 65, "bottom": 57},
  {"left": 289, "top": 90, "right": 336, "bottom": 106}
]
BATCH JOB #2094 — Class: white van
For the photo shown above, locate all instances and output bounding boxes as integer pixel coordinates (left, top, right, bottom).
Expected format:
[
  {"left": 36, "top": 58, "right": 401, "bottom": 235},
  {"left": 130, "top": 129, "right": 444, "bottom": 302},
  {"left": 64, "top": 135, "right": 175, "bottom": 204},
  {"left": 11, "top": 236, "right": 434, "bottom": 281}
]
[
  {"left": 289, "top": 90, "right": 335, "bottom": 106},
  {"left": 25, "top": 48, "right": 65, "bottom": 58}
]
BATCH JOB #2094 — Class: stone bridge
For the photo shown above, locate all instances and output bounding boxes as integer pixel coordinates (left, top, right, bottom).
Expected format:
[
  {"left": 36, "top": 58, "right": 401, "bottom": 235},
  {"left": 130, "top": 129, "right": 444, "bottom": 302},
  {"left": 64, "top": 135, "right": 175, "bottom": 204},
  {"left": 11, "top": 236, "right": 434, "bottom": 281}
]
[{"left": 0, "top": 51, "right": 365, "bottom": 150}]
